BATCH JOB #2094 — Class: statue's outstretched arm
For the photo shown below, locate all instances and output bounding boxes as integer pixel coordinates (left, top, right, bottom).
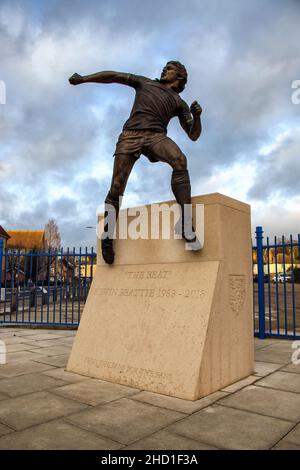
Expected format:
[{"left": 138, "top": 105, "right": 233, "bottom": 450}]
[{"left": 69, "top": 71, "right": 132, "bottom": 86}]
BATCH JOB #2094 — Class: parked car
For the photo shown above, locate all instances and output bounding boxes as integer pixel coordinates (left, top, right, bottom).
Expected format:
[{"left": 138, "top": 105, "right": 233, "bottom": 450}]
[
  {"left": 272, "top": 273, "right": 291, "bottom": 283},
  {"left": 253, "top": 274, "right": 269, "bottom": 283}
]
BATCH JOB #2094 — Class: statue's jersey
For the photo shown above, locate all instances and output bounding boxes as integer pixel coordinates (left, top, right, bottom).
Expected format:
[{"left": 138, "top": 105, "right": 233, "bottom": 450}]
[{"left": 122, "top": 74, "right": 193, "bottom": 133}]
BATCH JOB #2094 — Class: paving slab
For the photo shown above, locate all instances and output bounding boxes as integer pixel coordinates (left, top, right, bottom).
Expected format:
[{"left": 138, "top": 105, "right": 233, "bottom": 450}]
[
  {"left": 218, "top": 385, "right": 300, "bottom": 422},
  {"left": 31, "top": 354, "right": 69, "bottom": 368},
  {"left": 42, "top": 367, "right": 91, "bottom": 383},
  {"left": 46, "top": 330, "right": 77, "bottom": 336},
  {"left": 0, "top": 419, "right": 122, "bottom": 450},
  {"left": 0, "top": 329, "right": 299, "bottom": 451},
  {"left": 125, "top": 430, "right": 219, "bottom": 450},
  {"left": 0, "top": 329, "right": 21, "bottom": 334},
  {"left": 254, "top": 338, "right": 278, "bottom": 350},
  {"left": 51, "top": 378, "right": 139, "bottom": 406},
  {"left": 167, "top": 404, "right": 293, "bottom": 450},
  {"left": 0, "top": 336, "right": 32, "bottom": 345},
  {"left": 280, "top": 363, "right": 300, "bottom": 374},
  {"left": 10, "top": 330, "right": 47, "bottom": 336},
  {"left": 0, "top": 373, "right": 67, "bottom": 397},
  {"left": 254, "top": 361, "right": 283, "bottom": 377},
  {"left": 21, "top": 339, "right": 72, "bottom": 348},
  {"left": 14, "top": 333, "right": 66, "bottom": 341},
  {"left": 0, "top": 360, "right": 55, "bottom": 378},
  {"left": 255, "top": 348, "right": 292, "bottom": 364},
  {"left": 28, "top": 346, "right": 71, "bottom": 357},
  {"left": 6, "top": 351, "right": 46, "bottom": 363},
  {"left": 255, "top": 371, "right": 300, "bottom": 393},
  {"left": 221, "top": 375, "right": 258, "bottom": 393},
  {"left": 0, "top": 392, "right": 9, "bottom": 401},
  {"left": 5, "top": 343, "right": 40, "bottom": 353},
  {"left": 260, "top": 340, "right": 294, "bottom": 352},
  {"left": 0, "top": 422, "right": 13, "bottom": 437},
  {"left": 57, "top": 336, "right": 77, "bottom": 344},
  {"left": 271, "top": 423, "right": 300, "bottom": 450},
  {"left": 130, "top": 390, "right": 228, "bottom": 414},
  {"left": 272, "top": 441, "right": 300, "bottom": 450},
  {"left": 0, "top": 391, "right": 89, "bottom": 430},
  {"left": 65, "top": 397, "right": 185, "bottom": 445}
]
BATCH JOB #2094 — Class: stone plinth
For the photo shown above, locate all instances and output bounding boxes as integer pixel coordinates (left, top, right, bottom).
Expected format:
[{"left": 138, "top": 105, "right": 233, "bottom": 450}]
[{"left": 67, "top": 193, "right": 254, "bottom": 400}]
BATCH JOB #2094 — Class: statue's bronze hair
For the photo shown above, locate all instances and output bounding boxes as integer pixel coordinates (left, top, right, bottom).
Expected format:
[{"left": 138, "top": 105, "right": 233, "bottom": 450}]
[{"left": 167, "top": 61, "right": 188, "bottom": 92}]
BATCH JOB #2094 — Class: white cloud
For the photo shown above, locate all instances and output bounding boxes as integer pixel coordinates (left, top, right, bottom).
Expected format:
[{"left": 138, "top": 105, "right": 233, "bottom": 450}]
[
  {"left": 248, "top": 126, "right": 300, "bottom": 200},
  {"left": 194, "top": 160, "right": 257, "bottom": 202},
  {"left": 258, "top": 127, "right": 295, "bottom": 156},
  {"left": 251, "top": 196, "right": 300, "bottom": 239}
]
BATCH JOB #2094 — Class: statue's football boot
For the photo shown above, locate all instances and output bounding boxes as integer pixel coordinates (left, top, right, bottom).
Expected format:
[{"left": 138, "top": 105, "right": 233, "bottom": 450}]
[{"left": 101, "top": 237, "right": 115, "bottom": 264}]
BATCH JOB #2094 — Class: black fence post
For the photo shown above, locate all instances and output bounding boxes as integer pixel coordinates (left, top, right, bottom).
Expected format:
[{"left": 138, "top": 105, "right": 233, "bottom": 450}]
[
  {"left": 256, "top": 226, "right": 266, "bottom": 339},
  {"left": 0, "top": 239, "right": 3, "bottom": 302}
]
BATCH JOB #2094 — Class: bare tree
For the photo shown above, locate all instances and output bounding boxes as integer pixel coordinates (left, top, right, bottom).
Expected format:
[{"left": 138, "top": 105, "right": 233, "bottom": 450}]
[{"left": 44, "top": 218, "right": 61, "bottom": 250}]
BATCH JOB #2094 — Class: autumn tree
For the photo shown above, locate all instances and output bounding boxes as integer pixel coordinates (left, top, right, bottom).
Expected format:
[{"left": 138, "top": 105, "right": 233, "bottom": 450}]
[{"left": 44, "top": 218, "right": 61, "bottom": 250}]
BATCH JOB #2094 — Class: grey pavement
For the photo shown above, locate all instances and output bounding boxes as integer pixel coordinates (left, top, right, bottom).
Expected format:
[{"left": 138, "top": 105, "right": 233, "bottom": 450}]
[{"left": 0, "top": 327, "right": 300, "bottom": 450}]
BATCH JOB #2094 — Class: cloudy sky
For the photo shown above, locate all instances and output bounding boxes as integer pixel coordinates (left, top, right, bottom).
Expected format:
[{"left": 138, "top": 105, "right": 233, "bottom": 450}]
[{"left": 0, "top": 0, "right": 299, "bottom": 248}]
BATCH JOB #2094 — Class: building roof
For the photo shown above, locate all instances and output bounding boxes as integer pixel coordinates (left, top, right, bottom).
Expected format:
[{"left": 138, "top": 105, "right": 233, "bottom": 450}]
[
  {"left": 0, "top": 225, "right": 10, "bottom": 240},
  {"left": 7, "top": 230, "right": 46, "bottom": 250}
]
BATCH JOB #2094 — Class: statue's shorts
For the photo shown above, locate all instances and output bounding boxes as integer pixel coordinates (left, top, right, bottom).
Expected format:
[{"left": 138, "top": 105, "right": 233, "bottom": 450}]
[{"left": 114, "top": 130, "right": 173, "bottom": 163}]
